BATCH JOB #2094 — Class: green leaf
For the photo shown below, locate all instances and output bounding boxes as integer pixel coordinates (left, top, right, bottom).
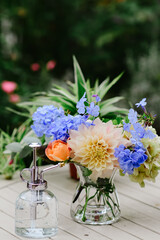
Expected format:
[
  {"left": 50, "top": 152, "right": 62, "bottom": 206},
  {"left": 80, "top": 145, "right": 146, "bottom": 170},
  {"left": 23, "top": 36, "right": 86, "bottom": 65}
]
[
  {"left": 94, "top": 79, "right": 99, "bottom": 93},
  {"left": 23, "top": 136, "right": 41, "bottom": 145},
  {"left": 19, "top": 145, "right": 32, "bottom": 159},
  {"left": 100, "top": 105, "right": 128, "bottom": 116},
  {"left": 67, "top": 81, "right": 77, "bottom": 95},
  {"left": 73, "top": 56, "right": 86, "bottom": 101},
  {"left": 100, "top": 96, "right": 124, "bottom": 108},
  {"left": 97, "top": 77, "right": 110, "bottom": 100},
  {"left": 6, "top": 107, "right": 30, "bottom": 117},
  {"left": 6, "top": 142, "right": 22, "bottom": 153},
  {"left": 103, "top": 72, "right": 124, "bottom": 96},
  {"left": 82, "top": 167, "right": 92, "bottom": 177},
  {"left": 51, "top": 85, "right": 77, "bottom": 103},
  {"left": 3, "top": 149, "right": 11, "bottom": 154},
  {"left": 48, "top": 94, "right": 76, "bottom": 108},
  {"left": 85, "top": 79, "right": 92, "bottom": 103}
]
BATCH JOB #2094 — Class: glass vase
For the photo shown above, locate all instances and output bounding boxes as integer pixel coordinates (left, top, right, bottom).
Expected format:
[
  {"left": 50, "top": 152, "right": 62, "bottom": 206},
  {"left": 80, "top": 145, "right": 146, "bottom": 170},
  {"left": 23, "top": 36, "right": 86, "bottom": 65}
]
[{"left": 70, "top": 166, "right": 121, "bottom": 225}]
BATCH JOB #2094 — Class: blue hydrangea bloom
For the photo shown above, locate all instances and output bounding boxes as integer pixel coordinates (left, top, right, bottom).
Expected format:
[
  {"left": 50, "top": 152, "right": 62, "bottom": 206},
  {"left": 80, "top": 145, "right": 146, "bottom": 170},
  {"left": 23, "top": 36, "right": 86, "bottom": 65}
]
[
  {"left": 31, "top": 105, "right": 65, "bottom": 137},
  {"left": 76, "top": 92, "right": 87, "bottom": 114},
  {"left": 46, "top": 114, "right": 90, "bottom": 141},
  {"left": 86, "top": 102, "right": 100, "bottom": 117},
  {"left": 135, "top": 98, "right": 147, "bottom": 108},
  {"left": 114, "top": 144, "right": 148, "bottom": 174},
  {"left": 31, "top": 105, "right": 90, "bottom": 141}
]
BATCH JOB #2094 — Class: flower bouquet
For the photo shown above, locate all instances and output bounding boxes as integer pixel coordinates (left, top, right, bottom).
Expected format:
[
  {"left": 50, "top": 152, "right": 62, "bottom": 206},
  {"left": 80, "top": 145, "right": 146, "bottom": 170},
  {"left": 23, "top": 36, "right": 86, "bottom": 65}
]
[{"left": 31, "top": 92, "right": 160, "bottom": 225}]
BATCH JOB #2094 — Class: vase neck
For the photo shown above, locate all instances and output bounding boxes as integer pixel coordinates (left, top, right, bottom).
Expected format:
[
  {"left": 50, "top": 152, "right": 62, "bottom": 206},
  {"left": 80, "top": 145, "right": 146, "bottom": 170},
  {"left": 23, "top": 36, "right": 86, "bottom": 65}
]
[{"left": 75, "top": 165, "right": 117, "bottom": 185}]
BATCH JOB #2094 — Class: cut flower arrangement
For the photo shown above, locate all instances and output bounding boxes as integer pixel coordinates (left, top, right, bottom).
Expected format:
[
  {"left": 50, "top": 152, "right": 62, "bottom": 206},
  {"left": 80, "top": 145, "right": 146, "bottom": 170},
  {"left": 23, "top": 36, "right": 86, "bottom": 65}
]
[{"left": 31, "top": 94, "right": 160, "bottom": 224}]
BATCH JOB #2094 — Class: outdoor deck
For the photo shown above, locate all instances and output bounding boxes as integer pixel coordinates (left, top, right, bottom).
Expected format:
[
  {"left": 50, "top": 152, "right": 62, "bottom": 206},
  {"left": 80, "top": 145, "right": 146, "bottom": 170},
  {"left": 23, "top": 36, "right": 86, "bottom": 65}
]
[{"left": 0, "top": 165, "right": 160, "bottom": 240}]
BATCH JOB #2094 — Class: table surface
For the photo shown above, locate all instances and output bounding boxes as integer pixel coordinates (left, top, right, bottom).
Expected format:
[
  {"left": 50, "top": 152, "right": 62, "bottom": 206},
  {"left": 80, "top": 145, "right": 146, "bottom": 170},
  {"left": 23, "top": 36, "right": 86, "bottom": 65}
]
[{"left": 0, "top": 165, "right": 160, "bottom": 240}]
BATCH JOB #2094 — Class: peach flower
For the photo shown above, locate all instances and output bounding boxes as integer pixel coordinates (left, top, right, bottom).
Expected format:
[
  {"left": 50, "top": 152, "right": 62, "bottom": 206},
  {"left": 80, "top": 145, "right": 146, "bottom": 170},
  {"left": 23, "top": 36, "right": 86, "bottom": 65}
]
[
  {"left": 45, "top": 140, "right": 70, "bottom": 162},
  {"left": 1, "top": 81, "right": 17, "bottom": 94},
  {"left": 68, "top": 118, "right": 130, "bottom": 181}
]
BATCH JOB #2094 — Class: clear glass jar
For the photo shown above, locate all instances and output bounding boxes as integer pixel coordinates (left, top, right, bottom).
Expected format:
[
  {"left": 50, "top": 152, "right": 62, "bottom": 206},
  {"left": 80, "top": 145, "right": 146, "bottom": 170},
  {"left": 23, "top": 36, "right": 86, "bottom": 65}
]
[
  {"left": 15, "top": 189, "right": 58, "bottom": 238},
  {"left": 70, "top": 166, "right": 121, "bottom": 225}
]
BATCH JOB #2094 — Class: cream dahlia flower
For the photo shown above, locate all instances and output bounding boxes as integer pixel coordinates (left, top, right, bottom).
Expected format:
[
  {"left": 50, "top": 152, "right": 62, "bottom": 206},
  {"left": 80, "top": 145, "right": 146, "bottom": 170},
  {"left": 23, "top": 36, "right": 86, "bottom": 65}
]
[{"left": 68, "top": 118, "right": 130, "bottom": 181}]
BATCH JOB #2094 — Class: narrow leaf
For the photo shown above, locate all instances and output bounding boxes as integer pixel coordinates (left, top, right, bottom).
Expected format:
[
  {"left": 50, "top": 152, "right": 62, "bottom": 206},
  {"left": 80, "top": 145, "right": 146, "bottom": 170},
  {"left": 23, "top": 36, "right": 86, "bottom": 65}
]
[
  {"left": 97, "top": 77, "right": 110, "bottom": 100},
  {"left": 51, "top": 88, "right": 77, "bottom": 103},
  {"left": 103, "top": 72, "right": 124, "bottom": 96},
  {"left": 73, "top": 56, "right": 86, "bottom": 101},
  {"left": 100, "top": 105, "right": 128, "bottom": 116},
  {"left": 94, "top": 79, "right": 99, "bottom": 93},
  {"left": 100, "top": 96, "right": 124, "bottom": 108},
  {"left": 6, "top": 107, "right": 30, "bottom": 117}
]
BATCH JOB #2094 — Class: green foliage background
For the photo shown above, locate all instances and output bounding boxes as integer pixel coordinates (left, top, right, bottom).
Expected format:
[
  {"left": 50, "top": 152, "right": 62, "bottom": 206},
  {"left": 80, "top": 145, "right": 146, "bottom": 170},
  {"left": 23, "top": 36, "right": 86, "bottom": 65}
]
[{"left": 1, "top": 0, "right": 160, "bottom": 131}]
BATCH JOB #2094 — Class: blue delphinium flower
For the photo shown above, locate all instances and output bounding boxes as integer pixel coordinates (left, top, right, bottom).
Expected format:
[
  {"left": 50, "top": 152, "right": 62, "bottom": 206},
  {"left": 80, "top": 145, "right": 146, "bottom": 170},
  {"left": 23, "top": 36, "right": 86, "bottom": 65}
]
[
  {"left": 123, "top": 105, "right": 156, "bottom": 147},
  {"left": 76, "top": 92, "right": 87, "bottom": 114},
  {"left": 92, "top": 94, "right": 101, "bottom": 102},
  {"left": 135, "top": 98, "right": 147, "bottom": 108},
  {"left": 86, "top": 102, "right": 100, "bottom": 117},
  {"left": 114, "top": 144, "right": 148, "bottom": 174},
  {"left": 123, "top": 122, "right": 131, "bottom": 132},
  {"left": 128, "top": 109, "right": 138, "bottom": 124},
  {"left": 116, "top": 98, "right": 156, "bottom": 175},
  {"left": 76, "top": 92, "right": 101, "bottom": 117},
  {"left": 143, "top": 129, "right": 156, "bottom": 139}
]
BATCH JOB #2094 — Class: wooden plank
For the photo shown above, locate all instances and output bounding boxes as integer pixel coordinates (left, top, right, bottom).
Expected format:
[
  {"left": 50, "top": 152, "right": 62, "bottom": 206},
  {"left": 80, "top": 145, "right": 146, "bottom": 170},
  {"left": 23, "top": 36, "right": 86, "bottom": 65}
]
[
  {"left": 51, "top": 228, "right": 82, "bottom": 240},
  {"left": 0, "top": 197, "right": 15, "bottom": 217},
  {"left": 114, "top": 217, "right": 160, "bottom": 240},
  {"left": 0, "top": 176, "right": 19, "bottom": 189},
  {"left": 0, "top": 228, "right": 20, "bottom": 240},
  {"left": 59, "top": 214, "right": 111, "bottom": 240}
]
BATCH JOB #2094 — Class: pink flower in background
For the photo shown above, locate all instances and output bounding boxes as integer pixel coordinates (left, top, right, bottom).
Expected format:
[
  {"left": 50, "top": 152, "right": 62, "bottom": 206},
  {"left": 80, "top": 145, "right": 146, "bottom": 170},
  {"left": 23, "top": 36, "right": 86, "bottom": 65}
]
[
  {"left": 31, "top": 63, "right": 40, "bottom": 71},
  {"left": 9, "top": 94, "right": 20, "bottom": 103},
  {"left": 46, "top": 60, "right": 56, "bottom": 70},
  {"left": 1, "top": 81, "right": 17, "bottom": 94},
  {"left": 9, "top": 159, "right": 14, "bottom": 165}
]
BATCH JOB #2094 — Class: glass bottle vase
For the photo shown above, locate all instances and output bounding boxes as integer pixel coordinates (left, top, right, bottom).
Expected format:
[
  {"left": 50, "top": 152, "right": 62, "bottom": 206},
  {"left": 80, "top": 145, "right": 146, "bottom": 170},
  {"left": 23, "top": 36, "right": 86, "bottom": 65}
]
[
  {"left": 70, "top": 166, "right": 121, "bottom": 225},
  {"left": 15, "top": 189, "right": 58, "bottom": 238}
]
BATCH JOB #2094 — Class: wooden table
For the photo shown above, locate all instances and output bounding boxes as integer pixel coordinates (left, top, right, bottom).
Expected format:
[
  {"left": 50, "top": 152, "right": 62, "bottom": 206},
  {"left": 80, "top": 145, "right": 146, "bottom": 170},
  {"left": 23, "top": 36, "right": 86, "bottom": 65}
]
[{"left": 0, "top": 165, "right": 160, "bottom": 240}]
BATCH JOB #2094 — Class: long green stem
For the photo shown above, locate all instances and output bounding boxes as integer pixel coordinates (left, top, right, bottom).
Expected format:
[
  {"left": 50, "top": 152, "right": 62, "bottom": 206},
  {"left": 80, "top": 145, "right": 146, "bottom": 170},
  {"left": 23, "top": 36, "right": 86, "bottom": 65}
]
[{"left": 82, "top": 188, "right": 98, "bottom": 222}]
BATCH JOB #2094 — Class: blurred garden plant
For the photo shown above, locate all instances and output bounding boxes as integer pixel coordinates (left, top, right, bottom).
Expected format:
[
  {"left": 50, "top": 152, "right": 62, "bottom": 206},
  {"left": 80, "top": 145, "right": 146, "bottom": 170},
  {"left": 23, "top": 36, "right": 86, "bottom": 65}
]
[{"left": 0, "top": 119, "right": 32, "bottom": 179}]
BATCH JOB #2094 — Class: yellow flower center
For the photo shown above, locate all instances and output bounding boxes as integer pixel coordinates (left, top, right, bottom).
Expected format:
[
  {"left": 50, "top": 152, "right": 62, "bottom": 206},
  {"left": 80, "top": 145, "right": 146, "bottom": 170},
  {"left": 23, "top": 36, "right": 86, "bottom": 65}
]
[{"left": 78, "top": 138, "right": 114, "bottom": 171}]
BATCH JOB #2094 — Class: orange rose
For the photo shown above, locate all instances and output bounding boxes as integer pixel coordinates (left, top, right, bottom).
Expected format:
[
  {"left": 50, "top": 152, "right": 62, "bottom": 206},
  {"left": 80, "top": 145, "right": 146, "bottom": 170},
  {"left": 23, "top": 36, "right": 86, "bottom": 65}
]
[{"left": 45, "top": 140, "right": 70, "bottom": 162}]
